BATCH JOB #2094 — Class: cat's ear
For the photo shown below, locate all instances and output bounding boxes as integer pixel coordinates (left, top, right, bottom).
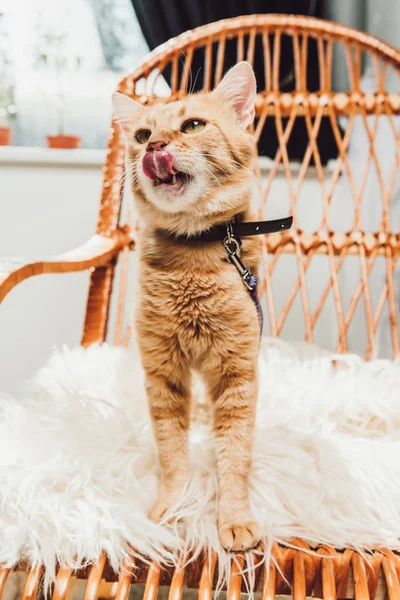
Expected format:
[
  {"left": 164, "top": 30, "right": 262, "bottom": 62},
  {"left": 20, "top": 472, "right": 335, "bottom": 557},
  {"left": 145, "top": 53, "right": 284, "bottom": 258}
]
[
  {"left": 212, "top": 62, "right": 257, "bottom": 128},
  {"left": 112, "top": 92, "right": 144, "bottom": 135}
]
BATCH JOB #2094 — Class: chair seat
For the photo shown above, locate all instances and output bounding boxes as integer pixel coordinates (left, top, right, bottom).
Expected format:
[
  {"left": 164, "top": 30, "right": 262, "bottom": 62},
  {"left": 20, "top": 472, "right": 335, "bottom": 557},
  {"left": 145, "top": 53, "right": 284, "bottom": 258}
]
[{"left": 6, "top": 544, "right": 399, "bottom": 599}]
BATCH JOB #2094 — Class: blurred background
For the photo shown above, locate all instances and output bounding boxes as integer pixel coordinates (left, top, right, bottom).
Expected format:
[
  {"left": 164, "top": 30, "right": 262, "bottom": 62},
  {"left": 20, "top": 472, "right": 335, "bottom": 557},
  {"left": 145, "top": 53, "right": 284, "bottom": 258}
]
[
  {"left": 0, "top": 0, "right": 399, "bottom": 149},
  {"left": 0, "top": 0, "right": 399, "bottom": 396}
]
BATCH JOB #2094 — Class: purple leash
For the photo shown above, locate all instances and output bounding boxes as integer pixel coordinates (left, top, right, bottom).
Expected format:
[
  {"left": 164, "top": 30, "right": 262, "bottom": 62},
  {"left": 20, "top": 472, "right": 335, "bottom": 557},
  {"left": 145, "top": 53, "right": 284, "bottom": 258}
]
[{"left": 247, "top": 273, "right": 263, "bottom": 336}]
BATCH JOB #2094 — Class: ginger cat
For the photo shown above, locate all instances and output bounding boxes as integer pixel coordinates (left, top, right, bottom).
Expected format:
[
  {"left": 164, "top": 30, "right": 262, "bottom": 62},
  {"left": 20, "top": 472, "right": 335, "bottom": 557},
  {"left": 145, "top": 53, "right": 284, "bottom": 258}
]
[{"left": 113, "top": 62, "right": 261, "bottom": 551}]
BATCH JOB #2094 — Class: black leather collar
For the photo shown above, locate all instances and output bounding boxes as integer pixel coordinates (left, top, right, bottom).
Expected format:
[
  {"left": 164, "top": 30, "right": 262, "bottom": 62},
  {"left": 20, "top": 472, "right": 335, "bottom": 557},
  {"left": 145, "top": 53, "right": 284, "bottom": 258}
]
[{"left": 169, "top": 216, "right": 293, "bottom": 243}]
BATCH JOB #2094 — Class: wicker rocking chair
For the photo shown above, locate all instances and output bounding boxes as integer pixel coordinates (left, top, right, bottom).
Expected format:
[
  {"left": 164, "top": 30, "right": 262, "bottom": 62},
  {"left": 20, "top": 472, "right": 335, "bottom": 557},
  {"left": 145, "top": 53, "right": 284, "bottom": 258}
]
[{"left": 1, "top": 14, "right": 400, "bottom": 600}]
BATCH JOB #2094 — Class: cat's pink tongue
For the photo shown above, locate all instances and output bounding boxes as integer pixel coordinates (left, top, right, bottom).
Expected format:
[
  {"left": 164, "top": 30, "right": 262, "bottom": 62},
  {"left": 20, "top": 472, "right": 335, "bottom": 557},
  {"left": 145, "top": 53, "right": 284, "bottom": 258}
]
[{"left": 142, "top": 151, "right": 176, "bottom": 181}]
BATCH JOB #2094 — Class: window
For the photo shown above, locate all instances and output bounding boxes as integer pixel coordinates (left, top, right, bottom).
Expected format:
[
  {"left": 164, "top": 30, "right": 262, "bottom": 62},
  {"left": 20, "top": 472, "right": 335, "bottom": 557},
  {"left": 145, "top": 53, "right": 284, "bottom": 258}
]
[{"left": 2, "top": 0, "right": 149, "bottom": 148}]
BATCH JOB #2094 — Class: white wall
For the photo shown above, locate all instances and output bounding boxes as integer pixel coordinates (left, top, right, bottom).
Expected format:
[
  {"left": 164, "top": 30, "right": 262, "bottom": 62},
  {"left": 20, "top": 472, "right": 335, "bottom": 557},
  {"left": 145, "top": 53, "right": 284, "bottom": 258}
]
[{"left": 0, "top": 148, "right": 103, "bottom": 397}]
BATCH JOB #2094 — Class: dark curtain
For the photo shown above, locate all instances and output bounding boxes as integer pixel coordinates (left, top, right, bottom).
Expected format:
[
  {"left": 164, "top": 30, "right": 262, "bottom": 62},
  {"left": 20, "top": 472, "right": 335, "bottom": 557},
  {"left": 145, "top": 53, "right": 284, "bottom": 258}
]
[{"left": 131, "top": 0, "right": 339, "bottom": 164}]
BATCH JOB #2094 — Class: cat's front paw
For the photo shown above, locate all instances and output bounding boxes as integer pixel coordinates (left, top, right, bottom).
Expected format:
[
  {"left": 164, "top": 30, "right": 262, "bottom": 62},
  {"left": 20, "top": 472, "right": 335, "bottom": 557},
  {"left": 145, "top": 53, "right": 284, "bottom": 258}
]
[
  {"left": 149, "top": 478, "right": 187, "bottom": 523},
  {"left": 149, "top": 501, "right": 173, "bottom": 523},
  {"left": 218, "top": 519, "right": 261, "bottom": 552}
]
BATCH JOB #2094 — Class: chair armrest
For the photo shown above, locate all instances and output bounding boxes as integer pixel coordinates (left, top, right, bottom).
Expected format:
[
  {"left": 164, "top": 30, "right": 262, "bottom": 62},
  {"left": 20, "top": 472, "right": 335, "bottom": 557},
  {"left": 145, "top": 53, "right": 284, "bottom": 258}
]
[{"left": 0, "top": 229, "right": 133, "bottom": 303}]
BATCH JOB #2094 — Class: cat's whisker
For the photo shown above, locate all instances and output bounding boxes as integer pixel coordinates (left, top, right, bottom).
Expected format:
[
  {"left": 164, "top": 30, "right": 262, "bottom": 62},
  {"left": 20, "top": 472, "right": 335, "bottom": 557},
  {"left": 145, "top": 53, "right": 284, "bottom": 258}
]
[
  {"left": 103, "top": 170, "right": 133, "bottom": 208},
  {"left": 201, "top": 153, "right": 259, "bottom": 182},
  {"left": 199, "top": 159, "right": 238, "bottom": 183},
  {"left": 189, "top": 67, "right": 202, "bottom": 95},
  {"left": 201, "top": 151, "right": 255, "bottom": 171},
  {"left": 202, "top": 166, "right": 223, "bottom": 192}
]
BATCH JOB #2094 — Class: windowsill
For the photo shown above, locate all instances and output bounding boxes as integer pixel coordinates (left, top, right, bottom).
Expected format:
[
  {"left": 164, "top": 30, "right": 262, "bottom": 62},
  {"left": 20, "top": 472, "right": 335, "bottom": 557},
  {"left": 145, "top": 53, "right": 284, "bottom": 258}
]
[
  {"left": 0, "top": 145, "right": 336, "bottom": 175},
  {"left": 0, "top": 146, "right": 106, "bottom": 168}
]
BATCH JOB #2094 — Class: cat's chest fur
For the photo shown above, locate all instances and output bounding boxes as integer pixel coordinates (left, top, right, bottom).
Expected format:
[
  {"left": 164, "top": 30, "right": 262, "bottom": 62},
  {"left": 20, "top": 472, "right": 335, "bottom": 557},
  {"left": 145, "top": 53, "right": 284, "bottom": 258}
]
[{"left": 137, "top": 233, "right": 260, "bottom": 359}]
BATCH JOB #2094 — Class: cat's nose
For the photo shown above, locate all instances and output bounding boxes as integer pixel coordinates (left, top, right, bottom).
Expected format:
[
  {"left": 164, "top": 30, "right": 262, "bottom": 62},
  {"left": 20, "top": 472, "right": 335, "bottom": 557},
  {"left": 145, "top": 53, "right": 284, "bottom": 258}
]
[{"left": 147, "top": 140, "right": 168, "bottom": 152}]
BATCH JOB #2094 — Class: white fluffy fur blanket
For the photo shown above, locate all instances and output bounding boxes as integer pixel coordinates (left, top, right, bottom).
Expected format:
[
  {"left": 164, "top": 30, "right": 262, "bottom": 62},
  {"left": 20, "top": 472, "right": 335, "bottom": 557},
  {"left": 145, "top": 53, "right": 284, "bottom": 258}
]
[{"left": 1, "top": 338, "right": 400, "bottom": 585}]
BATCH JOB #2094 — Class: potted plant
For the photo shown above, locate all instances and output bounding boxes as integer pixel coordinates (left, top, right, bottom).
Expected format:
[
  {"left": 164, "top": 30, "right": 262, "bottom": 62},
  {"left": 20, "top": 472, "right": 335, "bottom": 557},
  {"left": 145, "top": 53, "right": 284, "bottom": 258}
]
[
  {"left": 0, "top": 11, "right": 14, "bottom": 146},
  {"left": 35, "top": 23, "right": 82, "bottom": 149}
]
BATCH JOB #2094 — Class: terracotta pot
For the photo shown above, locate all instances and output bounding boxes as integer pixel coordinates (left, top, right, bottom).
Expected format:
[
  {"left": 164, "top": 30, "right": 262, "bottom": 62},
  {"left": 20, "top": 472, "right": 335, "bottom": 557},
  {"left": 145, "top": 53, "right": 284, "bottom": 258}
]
[
  {"left": 0, "top": 127, "right": 12, "bottom": 146},
  {"left": 46, "top": 134, "right": 81, "bottom": 149}
]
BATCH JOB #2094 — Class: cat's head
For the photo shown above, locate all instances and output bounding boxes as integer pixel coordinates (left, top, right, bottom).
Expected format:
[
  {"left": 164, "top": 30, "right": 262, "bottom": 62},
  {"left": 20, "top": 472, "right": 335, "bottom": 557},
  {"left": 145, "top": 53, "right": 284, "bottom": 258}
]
[{"left": 113, "top": 62, "right": 257, "bottom": 232}]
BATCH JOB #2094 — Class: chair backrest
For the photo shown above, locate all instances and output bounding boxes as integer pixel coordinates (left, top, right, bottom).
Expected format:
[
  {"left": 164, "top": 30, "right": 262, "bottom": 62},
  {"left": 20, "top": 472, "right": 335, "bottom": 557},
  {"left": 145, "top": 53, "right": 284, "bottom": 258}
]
[{"left": 82, "top": 14, "right": 400, "bottom": 359}]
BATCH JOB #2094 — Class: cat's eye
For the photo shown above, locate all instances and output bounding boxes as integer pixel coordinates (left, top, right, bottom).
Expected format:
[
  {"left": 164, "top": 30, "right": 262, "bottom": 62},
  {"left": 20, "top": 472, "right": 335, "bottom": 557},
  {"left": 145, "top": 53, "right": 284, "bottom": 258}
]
[
  {"left": 181, "top": 119, "right": 206, "bottom": 134},
  {"left": 135, "top": 129, "right": 151, "bottom": 144}
]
